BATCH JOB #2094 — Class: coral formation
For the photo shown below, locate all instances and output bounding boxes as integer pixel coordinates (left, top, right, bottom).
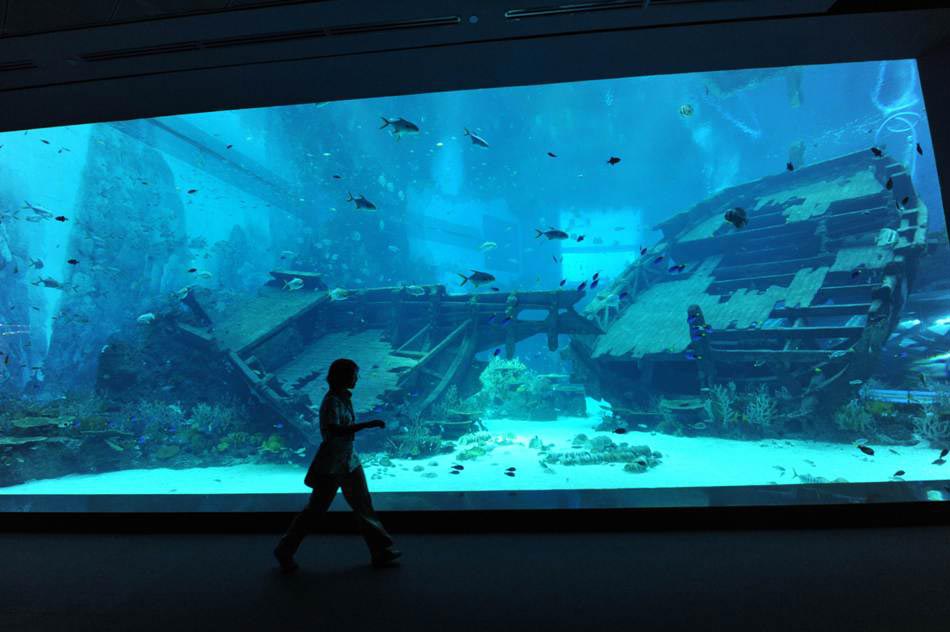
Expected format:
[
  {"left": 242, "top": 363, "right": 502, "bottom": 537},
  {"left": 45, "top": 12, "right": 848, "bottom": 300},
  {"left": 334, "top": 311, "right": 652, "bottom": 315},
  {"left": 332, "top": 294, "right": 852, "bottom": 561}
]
[
  {"left": 915, "top": 386, "right": 950, "bottom": 449},
  {"left": 704, "top": 382, "right": 738, "bottom": 427},
  {"left": 543, "top": 434, "right": 662, "bottom": 471},
  {"left": 384, "top": 412, "right": 451, "bottom": 459},
  {"left": 744, "top": 384, "right": 777, "bottom": 428},
  {"left": 189, "top": 402, "right": 243, "bottom": 435},
  {"left": 467, "top": 357, "right": 556, "bottom": 419},
  {"left": 834, "top": 399, "right": 874, "bottom": 434}
]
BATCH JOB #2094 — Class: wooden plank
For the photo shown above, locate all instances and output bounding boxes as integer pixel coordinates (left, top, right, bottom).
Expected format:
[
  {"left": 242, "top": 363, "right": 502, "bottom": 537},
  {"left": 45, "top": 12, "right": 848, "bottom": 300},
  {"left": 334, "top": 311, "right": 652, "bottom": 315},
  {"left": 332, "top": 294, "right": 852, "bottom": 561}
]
[
  {"left": 395, "top": 324, "right": 431, "bottom": 353},
  {"left": 814, "top": 283, "right": 876, "bottom": 299},
  {"left": 392, "top": 350, "right": 427, "bottom": 359},
  {"left": 708, "top": 272, "right": 797, "bottom": 293},
  {"left": 415, "top": 320, "right": 476, "bottom": 416},
  {"left": 713, "top": 255, "right": 833, "bottom": 280}
]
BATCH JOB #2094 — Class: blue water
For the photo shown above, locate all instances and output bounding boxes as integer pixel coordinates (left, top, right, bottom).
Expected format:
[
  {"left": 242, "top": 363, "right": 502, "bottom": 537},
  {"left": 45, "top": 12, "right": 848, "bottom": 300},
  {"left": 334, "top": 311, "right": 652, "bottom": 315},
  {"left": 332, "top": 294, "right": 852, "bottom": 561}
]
[{"left": 1, "top": 58, "right": 948, "bottom": 505}]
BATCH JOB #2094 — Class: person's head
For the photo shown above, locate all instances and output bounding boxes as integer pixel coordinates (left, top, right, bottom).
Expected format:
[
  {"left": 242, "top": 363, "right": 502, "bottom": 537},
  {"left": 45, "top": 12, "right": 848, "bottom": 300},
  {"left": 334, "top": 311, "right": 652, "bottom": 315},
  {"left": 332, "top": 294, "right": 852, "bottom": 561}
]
[{"left": 327, "top": 358, "right": 359, "bottom": 391}]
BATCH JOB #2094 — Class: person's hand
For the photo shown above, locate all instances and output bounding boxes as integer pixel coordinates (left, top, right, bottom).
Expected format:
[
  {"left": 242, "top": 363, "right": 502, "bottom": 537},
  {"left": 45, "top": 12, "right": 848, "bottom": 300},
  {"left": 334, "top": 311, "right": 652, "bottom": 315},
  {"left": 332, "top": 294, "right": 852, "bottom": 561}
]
[{"left": 367, "top": 419, "right": 386, "bottom": 429}]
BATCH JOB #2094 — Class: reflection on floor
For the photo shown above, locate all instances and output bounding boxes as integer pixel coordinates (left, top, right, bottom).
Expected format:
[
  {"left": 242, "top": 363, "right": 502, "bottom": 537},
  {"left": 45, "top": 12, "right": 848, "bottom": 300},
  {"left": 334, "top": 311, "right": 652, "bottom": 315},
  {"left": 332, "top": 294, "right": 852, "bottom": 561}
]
[{"left": 3, "top": 527, "right": 950, "bottom": 631}]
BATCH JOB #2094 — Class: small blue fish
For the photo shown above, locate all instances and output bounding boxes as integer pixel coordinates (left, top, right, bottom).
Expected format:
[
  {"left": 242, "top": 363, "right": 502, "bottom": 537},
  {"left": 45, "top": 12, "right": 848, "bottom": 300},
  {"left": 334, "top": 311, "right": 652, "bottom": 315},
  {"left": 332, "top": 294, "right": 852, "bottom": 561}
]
[
  {"left": 493, "top": 348, "right": 501, "bottom": 356},
  {"left": 274, "top": 422, "right": 284, "bottom": 429},
  {"left": 590, "top": 279, "right": 599, "bottom": 289},
  {"left": 652, "top": 256, "right": 664, "bottom": 265},
  {"left": 487, "top": 314, "right": 497, "bottom": 324},
  {"left": 137, "top": 436, "right": 147, "bottom": 445},
  {"left": 619, "top": 291, "right": 629, "bottom": 300},
  {"left": 578, "top": 281, "right": 587, "bottom": 291},
  {"left": 592, "top": 272, "right": 599, "bottom": 280},
  {"left": 501, "top": 316, "right": 512, "bottom": 326},
  {"left": 559, "top": 279, "right": 566, "bottom": 287}
]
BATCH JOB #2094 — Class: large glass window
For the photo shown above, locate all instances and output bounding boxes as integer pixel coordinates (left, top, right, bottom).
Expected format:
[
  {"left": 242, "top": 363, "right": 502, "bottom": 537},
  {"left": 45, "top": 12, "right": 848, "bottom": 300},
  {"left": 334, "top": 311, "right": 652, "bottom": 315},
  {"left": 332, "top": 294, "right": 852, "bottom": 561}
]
[{"left": 1, "top": 59, "right": 947, "bottom": 510}]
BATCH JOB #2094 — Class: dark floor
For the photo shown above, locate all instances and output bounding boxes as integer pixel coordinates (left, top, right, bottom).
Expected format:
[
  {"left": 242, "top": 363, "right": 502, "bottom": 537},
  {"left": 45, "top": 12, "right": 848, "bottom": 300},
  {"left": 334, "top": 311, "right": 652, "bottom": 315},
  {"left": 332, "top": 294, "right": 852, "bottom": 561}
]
[{"left": 2, "top": 526, "right": 949, "bottom": 631}]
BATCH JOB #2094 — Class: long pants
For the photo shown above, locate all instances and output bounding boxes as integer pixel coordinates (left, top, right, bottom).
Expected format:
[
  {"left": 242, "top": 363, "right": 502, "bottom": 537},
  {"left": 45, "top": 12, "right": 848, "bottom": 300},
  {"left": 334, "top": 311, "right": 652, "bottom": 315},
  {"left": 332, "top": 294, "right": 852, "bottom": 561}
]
[{"left": 277, "top": 466, "right": 394, "bottom": 557}]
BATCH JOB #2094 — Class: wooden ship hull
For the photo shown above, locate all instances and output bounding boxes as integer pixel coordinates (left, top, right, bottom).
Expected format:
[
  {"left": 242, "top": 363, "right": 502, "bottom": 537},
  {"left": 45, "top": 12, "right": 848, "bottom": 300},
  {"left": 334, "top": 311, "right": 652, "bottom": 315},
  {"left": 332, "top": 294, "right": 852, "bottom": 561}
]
[
  {"left": 177, "top": 271, "right": 601, "bottom": 444},
  {"left": 570, "top": 149, "right": 929, "bottom": 413}
]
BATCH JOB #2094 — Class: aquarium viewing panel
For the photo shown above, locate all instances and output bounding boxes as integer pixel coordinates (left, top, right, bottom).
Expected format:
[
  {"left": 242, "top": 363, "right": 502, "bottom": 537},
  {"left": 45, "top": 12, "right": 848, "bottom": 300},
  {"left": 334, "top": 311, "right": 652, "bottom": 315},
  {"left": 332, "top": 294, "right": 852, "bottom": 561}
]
[{"left": 1, "top": 58, "right": 950, "bottom": 513}]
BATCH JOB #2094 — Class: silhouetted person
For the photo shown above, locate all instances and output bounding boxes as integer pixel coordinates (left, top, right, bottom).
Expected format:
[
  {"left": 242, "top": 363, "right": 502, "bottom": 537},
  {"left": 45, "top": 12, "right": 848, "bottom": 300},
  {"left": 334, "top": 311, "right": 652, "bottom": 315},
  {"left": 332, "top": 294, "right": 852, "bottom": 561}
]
[{"left": 274, "top": 358, "right": 401, "bottom": 572}]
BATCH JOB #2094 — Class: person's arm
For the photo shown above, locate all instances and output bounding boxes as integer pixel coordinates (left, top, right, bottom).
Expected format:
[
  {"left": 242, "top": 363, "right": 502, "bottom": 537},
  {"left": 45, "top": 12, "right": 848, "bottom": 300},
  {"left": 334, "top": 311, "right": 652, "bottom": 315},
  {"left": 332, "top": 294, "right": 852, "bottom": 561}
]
[
  {"left": 324, "top": 419, "right": 385, "bottom": 438},
  {"left": 321, "top": 397, "right": 386, "bottom": 438}
]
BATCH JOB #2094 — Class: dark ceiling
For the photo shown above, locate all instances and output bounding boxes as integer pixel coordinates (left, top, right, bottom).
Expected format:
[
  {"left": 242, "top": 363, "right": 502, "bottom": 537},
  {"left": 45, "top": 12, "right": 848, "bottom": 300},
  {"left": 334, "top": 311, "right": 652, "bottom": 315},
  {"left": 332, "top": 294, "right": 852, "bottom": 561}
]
[
  {"left": 0, "top": 1, "right": 316, "bottom": 37},
  {"left": 0, "top": 0, "right": 948, "bottom": 133}
]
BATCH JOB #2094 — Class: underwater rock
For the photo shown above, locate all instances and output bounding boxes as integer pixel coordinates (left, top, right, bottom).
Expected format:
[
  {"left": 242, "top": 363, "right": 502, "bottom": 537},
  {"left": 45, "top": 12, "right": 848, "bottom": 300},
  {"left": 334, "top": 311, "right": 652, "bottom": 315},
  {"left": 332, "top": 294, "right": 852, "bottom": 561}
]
[
  {"left": 412, "top": 465, "right": 424, "bottom": 472},
  {"left": 43, "top": 124, "right": 191, "bottom": 393}
]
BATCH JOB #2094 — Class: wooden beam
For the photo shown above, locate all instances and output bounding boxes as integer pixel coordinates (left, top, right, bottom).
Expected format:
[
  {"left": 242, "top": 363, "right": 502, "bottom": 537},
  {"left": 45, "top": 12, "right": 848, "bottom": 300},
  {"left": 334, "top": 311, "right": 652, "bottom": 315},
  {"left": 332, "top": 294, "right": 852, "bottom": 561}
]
[
  {"left": 712, "top": 349, "right": 855, "bottom": 361},
  {"left": 408, "top": 320, "right": 470, "bottom": 376},
  {"left": 772, "top": 303, "right": 872, "bottom": 317},
  {"left": 709, "top": 325, "right": 865, "bottom": 340}
]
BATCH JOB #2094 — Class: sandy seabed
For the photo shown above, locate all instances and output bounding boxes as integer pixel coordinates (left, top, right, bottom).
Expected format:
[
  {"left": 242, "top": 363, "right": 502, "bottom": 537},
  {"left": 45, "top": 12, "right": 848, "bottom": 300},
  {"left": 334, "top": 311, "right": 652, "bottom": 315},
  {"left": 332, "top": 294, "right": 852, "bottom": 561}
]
[{"left": 3, "top": 399, "right": 949, "bottom": 498}]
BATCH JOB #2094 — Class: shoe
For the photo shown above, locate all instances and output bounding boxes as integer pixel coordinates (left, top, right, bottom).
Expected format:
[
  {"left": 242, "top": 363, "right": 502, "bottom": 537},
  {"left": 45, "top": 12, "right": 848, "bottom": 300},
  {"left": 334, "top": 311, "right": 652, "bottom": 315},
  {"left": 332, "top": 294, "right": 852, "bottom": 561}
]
[
  {"left": 274, "top": 545, "right": 299, "bottom": 574},
  {"left": 371, "top": 548, "right": 402, "bottom": 568}
]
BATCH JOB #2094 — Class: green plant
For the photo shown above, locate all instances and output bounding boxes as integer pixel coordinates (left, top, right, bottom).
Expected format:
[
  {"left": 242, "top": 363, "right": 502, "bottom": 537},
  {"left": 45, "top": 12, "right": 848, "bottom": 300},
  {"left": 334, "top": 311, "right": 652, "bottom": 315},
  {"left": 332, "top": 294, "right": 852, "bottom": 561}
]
[
  {"left": 865, "top": 400, "right": 896, "bottom": 417},
  {"left": 260, "top": 433, "right": 285, "bottom": 453}
]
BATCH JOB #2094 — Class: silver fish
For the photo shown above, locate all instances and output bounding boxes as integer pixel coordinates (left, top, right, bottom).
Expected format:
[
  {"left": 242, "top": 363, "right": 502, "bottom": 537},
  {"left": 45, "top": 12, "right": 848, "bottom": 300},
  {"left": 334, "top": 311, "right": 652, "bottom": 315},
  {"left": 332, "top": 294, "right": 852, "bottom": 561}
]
[
  {"left": 346, "top": 192, "right": 377, "bottom": 211},
  {"left": 457, "top": 270, "right": 496, "bottom": 288},
  {"left": 464, "top": 128, "right": 490, "bottom": 148},
  {"left": 380, "top": 117, "right": 420, "bottom": 140}
]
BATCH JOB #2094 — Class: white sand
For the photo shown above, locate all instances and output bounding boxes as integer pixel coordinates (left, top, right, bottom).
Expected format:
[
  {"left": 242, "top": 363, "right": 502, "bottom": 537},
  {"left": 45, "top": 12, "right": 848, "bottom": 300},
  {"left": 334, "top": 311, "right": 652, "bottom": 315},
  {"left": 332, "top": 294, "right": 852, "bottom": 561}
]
[{"left": 3, "top": 399, "right": 949, "bottom": 496}]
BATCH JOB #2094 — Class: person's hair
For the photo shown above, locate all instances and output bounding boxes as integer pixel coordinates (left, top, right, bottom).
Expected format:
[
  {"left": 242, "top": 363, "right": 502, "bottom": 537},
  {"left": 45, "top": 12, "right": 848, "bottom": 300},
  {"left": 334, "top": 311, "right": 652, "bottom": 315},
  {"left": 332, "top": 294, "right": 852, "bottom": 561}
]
[{"left": 327, "top": 358, "right": 359, "bottom": 390}]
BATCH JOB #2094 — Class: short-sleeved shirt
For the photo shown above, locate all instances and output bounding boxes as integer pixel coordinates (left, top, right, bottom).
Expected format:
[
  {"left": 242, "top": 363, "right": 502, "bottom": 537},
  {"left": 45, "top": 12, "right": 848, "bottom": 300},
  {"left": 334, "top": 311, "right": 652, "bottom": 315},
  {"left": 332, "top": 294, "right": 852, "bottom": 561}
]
[{"left": 310, "top": 389, "right": 361, "bottom": 476}]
